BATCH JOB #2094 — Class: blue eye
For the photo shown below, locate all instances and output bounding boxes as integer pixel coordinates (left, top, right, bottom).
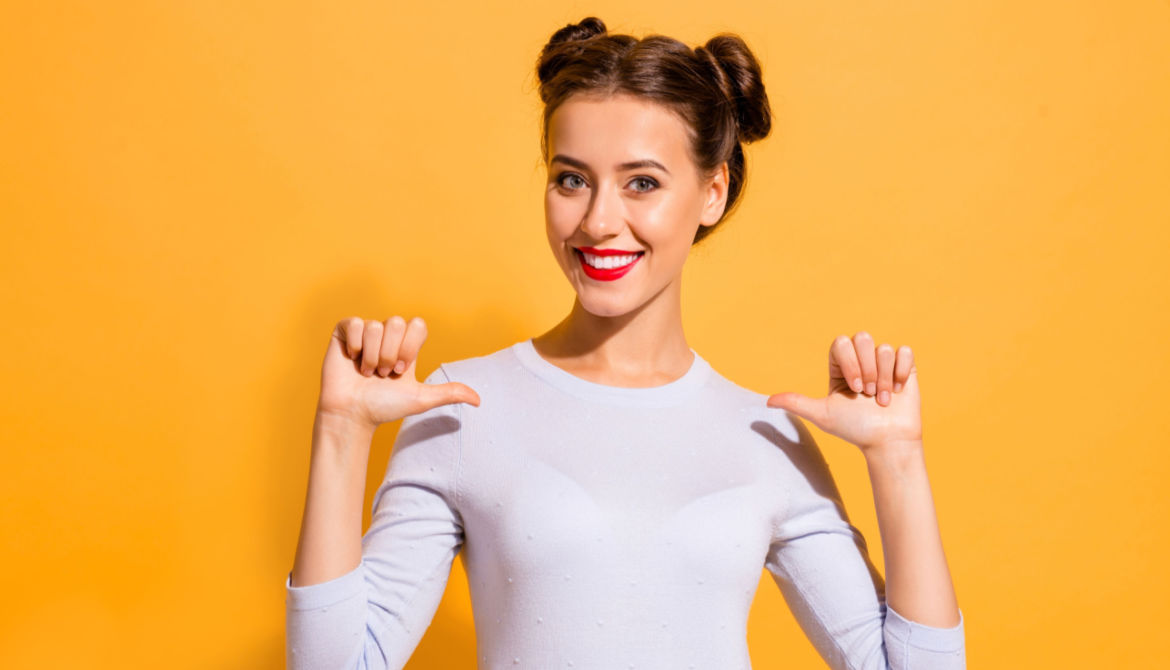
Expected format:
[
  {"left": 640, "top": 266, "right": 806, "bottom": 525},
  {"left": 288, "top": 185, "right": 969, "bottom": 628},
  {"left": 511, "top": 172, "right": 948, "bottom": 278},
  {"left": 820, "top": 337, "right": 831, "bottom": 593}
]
[
  {"left": 556, "top": 173, "right": 586, "bottom": 190},
  {"left": 630, "top": 177, "right": 658, "bottom": 193},
  {"left": 554, "top": 172, "right": 658, "bottom": 193}
]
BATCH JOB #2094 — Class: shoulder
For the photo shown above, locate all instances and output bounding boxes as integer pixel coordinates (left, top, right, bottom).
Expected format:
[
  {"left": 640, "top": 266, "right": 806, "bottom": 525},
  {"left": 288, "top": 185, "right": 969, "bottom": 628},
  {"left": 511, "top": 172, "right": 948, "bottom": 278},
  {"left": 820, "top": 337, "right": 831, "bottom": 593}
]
[
  {"left": 416, "top": 340, "right": 535, "bottom": 417},
  {"left": 700, "top": 360, "right": 824, "bottom": 469},
  {"left": 420, "top": 340, "right": 521, "bottom": 386},
  {"left": 702, "top": 362, "right": 770, "bottom": 409},
  {"left": 699, "top": 365, "right": 849, "bottom": 529},
  {"left": 700, "top": 358, "right": 795, "bottom": 426}
]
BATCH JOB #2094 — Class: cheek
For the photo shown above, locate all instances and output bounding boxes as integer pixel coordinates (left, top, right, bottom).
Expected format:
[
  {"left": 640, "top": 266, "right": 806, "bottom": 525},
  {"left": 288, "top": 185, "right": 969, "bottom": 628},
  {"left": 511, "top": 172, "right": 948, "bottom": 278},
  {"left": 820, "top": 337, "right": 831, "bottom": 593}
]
[
  {"left": 545, "top": 218, "right": 576, "bottom": 252},
  {"left": 545, "top": 195, "right": 581, "bottom": 240},
  {"left": 544, "top": 202, "right": 579, "bottom": 274},
  {"left": 631, "top": 198, "right": 695, "bottom": 251}
]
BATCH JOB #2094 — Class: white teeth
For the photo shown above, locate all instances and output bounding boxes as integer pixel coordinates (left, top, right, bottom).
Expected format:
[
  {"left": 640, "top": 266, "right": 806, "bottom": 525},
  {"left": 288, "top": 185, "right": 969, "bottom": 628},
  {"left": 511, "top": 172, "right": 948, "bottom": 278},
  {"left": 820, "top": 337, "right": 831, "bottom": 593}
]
[{"left": 581, "top": 252, "right": 640, "bottom": 269}]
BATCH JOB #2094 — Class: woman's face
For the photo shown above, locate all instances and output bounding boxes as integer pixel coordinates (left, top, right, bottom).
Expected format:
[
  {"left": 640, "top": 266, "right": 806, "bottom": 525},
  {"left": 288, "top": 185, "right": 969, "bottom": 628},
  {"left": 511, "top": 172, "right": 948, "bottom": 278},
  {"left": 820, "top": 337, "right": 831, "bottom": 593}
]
[{"left": 544, "top": 93, "right": 728, "bottom": 318}]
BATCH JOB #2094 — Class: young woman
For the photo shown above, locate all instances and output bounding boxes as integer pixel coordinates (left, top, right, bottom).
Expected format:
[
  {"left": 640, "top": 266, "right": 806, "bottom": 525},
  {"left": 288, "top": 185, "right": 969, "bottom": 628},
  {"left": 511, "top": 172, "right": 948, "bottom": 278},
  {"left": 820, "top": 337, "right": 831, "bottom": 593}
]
[{"left": 286, "top": 17, "right": 965, "bottom": 670}]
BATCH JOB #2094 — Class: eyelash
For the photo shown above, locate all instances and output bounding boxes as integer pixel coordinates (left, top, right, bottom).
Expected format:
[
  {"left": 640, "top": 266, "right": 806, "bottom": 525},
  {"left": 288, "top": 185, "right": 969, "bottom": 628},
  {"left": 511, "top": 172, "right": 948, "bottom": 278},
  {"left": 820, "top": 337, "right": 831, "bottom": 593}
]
[{"left": 554, "top": 172, "right": 659, "bottom": 193}]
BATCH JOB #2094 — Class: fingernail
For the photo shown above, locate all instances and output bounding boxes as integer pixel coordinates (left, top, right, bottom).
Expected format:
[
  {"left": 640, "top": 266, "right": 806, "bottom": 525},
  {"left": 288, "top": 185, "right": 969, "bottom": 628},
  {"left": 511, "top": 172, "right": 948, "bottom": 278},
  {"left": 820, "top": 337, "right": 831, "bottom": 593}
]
[
  {"left": 852, "top": 378, "right": 862, "bottom": 392},
  {"left": 865, "top": 382, "right": 876, "bottom": 395},
  {"left": 394, "top": 360, "right": 405, "bottom": 374},
  {"left": 879, "top": 390, "right": 889, "bottom": 404},
  {"left": 894, "top": 382, "right": 902, "bottom": 392},
  {"left": 377, "top": 366, "right": 389, "bottom": 376}
]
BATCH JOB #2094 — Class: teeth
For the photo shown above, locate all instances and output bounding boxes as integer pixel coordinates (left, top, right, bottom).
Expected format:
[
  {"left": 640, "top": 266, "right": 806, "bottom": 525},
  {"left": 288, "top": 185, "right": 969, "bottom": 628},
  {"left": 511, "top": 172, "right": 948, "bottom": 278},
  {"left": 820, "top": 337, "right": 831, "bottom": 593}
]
[{"left": 581, "top": 252, "right": 640, "bottom": 269}]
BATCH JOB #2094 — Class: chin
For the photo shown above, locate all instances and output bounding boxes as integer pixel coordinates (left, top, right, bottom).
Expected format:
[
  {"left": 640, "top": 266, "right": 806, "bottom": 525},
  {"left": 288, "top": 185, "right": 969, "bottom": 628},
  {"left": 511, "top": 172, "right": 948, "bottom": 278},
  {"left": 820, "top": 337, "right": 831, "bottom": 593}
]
[{"left": 575, "top": 292, "right": 638, "bottom": 318}]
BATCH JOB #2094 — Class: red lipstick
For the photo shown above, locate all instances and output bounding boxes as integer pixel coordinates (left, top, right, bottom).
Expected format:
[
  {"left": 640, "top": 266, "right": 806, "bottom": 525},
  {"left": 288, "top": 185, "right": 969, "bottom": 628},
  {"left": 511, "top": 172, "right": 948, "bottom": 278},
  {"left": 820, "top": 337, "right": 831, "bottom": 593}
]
[{"left": 574, "top": 246, "right": 644, "bottom": 281}]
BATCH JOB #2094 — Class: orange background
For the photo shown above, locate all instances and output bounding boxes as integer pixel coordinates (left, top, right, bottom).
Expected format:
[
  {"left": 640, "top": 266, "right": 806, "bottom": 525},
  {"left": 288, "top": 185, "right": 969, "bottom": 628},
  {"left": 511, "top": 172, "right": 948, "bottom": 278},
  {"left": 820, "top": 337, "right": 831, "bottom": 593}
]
[{"left": 2, "top": 2, "right": 1168, "bottom": 668}]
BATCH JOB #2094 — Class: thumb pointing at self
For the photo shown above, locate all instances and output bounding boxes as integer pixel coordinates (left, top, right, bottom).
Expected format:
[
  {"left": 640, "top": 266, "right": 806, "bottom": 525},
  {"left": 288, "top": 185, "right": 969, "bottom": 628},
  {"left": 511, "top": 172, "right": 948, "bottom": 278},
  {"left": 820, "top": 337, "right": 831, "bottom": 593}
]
[
  {"left": 765, "top": 391, "right": 827, "bottom": 430},
  {"left": 417, "top": 381, "right": 481, "bottom": 413}
]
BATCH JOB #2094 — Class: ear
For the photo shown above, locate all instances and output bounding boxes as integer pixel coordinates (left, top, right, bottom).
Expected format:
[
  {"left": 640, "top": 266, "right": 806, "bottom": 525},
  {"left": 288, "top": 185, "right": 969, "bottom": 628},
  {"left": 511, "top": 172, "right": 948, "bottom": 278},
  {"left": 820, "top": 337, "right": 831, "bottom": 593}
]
[{"left": 699, "top": 161, "right": 730, "bottom": 227}]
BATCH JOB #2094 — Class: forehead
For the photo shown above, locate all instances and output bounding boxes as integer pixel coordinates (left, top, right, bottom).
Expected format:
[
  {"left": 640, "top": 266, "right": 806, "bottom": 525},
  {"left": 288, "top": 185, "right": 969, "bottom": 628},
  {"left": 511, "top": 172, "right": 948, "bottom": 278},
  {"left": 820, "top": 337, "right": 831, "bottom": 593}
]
[{"left": 547, "top": 93, "right": 692, "bottom": 168}]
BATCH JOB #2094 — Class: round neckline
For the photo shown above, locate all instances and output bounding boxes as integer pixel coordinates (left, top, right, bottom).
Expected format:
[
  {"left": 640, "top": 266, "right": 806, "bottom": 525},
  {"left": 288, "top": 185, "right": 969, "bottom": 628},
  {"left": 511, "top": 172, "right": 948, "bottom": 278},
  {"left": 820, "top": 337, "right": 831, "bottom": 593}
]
[{"left": 511, "top": 337, "right": 711, "bottom": 407}]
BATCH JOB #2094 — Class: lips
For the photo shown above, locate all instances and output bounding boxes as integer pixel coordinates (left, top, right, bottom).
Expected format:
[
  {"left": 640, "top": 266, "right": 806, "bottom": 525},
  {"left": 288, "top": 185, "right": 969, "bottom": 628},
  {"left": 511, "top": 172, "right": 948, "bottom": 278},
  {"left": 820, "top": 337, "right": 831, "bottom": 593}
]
[
  {"left": 577, "top": 246, "right": 643, "bottom": 256},
  {"left": 574, "top": 247, "right": 644, "bottom": 281}
]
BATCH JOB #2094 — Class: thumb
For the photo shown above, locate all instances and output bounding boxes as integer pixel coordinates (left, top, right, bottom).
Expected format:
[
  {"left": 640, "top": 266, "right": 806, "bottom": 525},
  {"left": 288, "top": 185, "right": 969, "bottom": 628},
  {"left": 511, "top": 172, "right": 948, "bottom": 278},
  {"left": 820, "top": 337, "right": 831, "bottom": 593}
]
[
  {"left": 416, "top": 381, "right": 481, "bottom": 411},
  {"left": 765, "top": 392, "right": 825, "bottom": 428}
]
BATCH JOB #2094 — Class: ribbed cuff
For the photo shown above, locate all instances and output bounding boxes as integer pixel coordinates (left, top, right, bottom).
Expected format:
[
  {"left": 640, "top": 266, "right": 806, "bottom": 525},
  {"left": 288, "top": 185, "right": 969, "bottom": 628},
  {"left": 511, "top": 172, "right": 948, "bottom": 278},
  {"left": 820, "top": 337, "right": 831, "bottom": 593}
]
[
  {"left": 285, "top": 561, "right": 366, "bottom": 611},
  {"left": 884, "top": 604, "right": 965, "bottom": 652}
]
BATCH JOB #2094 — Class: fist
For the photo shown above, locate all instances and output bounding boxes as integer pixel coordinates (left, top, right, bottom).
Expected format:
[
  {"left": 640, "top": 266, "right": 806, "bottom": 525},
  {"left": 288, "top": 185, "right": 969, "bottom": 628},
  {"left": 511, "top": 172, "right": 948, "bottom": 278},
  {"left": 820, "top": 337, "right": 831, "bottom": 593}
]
[
  {"left": 766, "top": 331, "right": 922, "bottom": 455},
  {"left": 316, "top": 315, "right": 480, "bottom": 431}
]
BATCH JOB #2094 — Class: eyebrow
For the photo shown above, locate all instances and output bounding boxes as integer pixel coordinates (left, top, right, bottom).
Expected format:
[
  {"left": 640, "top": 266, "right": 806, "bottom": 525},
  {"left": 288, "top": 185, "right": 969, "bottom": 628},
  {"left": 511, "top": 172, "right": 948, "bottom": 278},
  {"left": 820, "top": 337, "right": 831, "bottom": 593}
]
[{"left": 550, "top": 154, "right": 671, "bottom": 176}]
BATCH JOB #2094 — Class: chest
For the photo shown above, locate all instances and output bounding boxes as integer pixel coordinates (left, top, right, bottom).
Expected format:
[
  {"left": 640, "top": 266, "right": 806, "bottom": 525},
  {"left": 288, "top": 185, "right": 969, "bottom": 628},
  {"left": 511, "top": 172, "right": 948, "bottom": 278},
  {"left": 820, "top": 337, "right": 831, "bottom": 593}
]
[{"left": 456, "top": 404, "right": 783, "bottom": 587}]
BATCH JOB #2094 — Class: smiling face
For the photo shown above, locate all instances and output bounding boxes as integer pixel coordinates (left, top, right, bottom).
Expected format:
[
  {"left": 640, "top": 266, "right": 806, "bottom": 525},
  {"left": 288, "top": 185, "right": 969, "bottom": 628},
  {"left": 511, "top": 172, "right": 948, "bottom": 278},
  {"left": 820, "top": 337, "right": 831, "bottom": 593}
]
[{"left": 544, "top": 92, "right": 729, "bottom": 319}]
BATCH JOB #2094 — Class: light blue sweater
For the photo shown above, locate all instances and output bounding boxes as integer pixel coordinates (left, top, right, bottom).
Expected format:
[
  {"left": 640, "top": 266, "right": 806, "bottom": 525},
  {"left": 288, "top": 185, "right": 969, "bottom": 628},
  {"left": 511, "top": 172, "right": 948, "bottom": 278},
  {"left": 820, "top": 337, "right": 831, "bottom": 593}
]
[{"left": 286, "top": 338, "right": 966, "bottom": 669}]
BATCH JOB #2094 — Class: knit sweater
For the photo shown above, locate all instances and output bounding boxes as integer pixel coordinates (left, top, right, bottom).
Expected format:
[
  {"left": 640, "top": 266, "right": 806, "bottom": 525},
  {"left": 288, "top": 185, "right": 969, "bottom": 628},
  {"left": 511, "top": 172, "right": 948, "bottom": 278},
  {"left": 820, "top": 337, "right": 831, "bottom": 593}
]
[{"left": 285, "top": 338, "right": 966, "bottom": 669}]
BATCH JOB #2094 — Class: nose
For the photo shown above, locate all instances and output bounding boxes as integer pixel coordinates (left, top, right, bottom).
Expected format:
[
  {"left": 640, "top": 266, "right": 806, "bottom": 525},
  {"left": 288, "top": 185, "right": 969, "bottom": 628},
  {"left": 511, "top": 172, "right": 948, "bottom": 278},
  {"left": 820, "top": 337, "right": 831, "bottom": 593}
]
[{"left": 579, "top": 178, "right": 623, "bottom": 240}]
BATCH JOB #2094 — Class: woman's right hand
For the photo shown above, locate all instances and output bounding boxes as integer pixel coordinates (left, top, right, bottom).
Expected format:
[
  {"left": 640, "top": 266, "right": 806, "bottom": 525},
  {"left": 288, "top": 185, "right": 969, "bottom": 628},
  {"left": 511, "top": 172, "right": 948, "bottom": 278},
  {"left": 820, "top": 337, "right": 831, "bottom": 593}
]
[{"left": 316, "top": 315, "right": 480, "bottom": 432}]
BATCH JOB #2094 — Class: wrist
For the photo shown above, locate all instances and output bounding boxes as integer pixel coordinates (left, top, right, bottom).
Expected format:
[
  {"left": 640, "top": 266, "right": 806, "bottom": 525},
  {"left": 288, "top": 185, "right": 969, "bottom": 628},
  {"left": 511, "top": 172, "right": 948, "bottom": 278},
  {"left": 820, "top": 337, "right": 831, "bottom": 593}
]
[
  {"left": 864, "top": 439, "right": 925, "bottom": 468},
  {"left": 314, "top": 408, "right": 377, "bottom": 444}
]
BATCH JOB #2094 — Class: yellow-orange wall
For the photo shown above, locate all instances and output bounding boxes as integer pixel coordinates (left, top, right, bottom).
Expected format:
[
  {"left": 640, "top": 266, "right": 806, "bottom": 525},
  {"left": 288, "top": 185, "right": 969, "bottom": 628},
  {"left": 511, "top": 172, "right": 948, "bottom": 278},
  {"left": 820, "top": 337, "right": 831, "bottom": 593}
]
[{"left": 2, "top": 2, "right": 1167, "bottom": 668}]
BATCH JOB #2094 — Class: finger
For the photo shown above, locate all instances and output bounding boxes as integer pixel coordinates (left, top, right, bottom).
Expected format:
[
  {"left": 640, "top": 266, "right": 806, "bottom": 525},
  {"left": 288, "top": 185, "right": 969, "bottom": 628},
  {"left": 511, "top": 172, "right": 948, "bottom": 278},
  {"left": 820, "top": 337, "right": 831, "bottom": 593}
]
[
  {"left": 853, "top": 331, "right": 877, "bottom": 395},
  {"left": 341, "top": 316, "right": 363, "bottom": 359},
  {"left": 766, "top": 392, "right": 828, "bottom": 429},
  {"left": 396, "top": 316, "right": 429, "bottom": 376},
  {"left": 376, "top": 315, "right": 407, "bottom": 376},
  {"left": 894, "top": 345, "right": 914, "bottom": 392},
  {"left": 360, "top": 319, "right": 384, "bottom": 376},
  {"left": 830, "top": 335, "right": 863, "bottom": 394},
  {"left": 876, "top": 343, "right": 896, "bottom": 406},
  {"left": 330, "top": 320, "right": 349, "bottom": 358},
  {"left": 417, "top": 381, "right": 482, "bottom": 410}
]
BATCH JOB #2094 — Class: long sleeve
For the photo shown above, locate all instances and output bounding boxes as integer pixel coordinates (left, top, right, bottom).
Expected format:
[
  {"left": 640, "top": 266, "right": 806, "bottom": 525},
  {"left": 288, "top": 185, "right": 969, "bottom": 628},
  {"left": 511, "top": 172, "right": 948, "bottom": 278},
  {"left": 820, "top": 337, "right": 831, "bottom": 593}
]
[
  {"left": 763, "top": 422, "right": 965, "bottom": 670},
  {"left": 285, "top": 366, "right": 466, "bottom": 670}
]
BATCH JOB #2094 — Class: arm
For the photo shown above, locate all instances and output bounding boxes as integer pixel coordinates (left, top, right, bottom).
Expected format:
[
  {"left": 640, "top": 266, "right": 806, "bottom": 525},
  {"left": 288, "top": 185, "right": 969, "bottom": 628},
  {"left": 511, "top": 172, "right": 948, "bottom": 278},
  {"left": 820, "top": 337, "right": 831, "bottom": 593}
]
[
  {"left": 285, "top": 367, "right": 466, "bottom": 670},
  {"left": 289, "top": 411, "right": 376, "bottom": 590},
  {"left": 764, "top": 417, "right": 965, "bottom": 670},
  {"left": 864, "top": 440, "right": 960, "bottom": 627}
]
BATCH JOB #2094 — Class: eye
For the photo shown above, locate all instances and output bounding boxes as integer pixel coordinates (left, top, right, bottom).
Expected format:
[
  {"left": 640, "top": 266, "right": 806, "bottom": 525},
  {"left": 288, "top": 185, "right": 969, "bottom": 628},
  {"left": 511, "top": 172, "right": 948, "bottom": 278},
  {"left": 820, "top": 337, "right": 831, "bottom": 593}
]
[
  {"left": 555, "top": 172, "right": 587, "bottom": 190},
  {"left": 630, "top": 176, "right": 658, "bottom": 193}
]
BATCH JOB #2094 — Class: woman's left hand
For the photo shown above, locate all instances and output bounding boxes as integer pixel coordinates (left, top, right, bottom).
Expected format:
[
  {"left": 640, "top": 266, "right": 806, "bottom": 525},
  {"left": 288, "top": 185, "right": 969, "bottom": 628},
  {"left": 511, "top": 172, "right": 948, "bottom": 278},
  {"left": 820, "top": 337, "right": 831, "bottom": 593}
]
[{"left": 765, "top": 331, "right": 922, "bottom": 456}]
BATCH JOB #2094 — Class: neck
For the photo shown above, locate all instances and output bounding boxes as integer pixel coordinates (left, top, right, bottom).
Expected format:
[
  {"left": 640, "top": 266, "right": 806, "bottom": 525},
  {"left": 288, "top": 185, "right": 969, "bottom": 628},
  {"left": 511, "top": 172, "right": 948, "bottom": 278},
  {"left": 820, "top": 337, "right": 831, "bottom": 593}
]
[{"left": 532, "top": 278, "right": 693, "bottom": 386}]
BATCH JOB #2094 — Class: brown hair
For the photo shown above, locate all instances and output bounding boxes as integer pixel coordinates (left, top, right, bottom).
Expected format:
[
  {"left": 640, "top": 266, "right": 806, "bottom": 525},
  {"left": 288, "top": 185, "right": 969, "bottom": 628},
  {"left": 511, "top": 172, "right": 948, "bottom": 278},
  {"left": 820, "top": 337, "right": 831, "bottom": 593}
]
[{"left": 535, "top": 17, "right": 772, "bottom": 246}]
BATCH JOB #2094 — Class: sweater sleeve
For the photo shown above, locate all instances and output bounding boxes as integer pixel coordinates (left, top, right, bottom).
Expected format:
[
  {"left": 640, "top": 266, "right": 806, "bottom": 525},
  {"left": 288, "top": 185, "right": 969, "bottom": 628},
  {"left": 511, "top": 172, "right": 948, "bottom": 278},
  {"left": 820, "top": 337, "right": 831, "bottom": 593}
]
[
  {"left": 285, "top": 366, "right": 466, "bottom": 670},
  {"left": 763, "top": 417, "right": 965, "bottom": 670}
]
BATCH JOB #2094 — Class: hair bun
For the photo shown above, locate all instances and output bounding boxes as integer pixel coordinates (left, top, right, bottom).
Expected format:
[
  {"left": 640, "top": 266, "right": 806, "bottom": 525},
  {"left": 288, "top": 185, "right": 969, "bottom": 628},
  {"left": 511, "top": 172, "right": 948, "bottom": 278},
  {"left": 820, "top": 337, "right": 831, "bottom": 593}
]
[
  {"left": 696, "top": 34, "right": 772, "bottom": 143},
  {"left": 537, "top": 17, "right": 608, "bottom": 87},
  {"left": 548, "top": 16, "right": 607, "bottom": 46}
]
